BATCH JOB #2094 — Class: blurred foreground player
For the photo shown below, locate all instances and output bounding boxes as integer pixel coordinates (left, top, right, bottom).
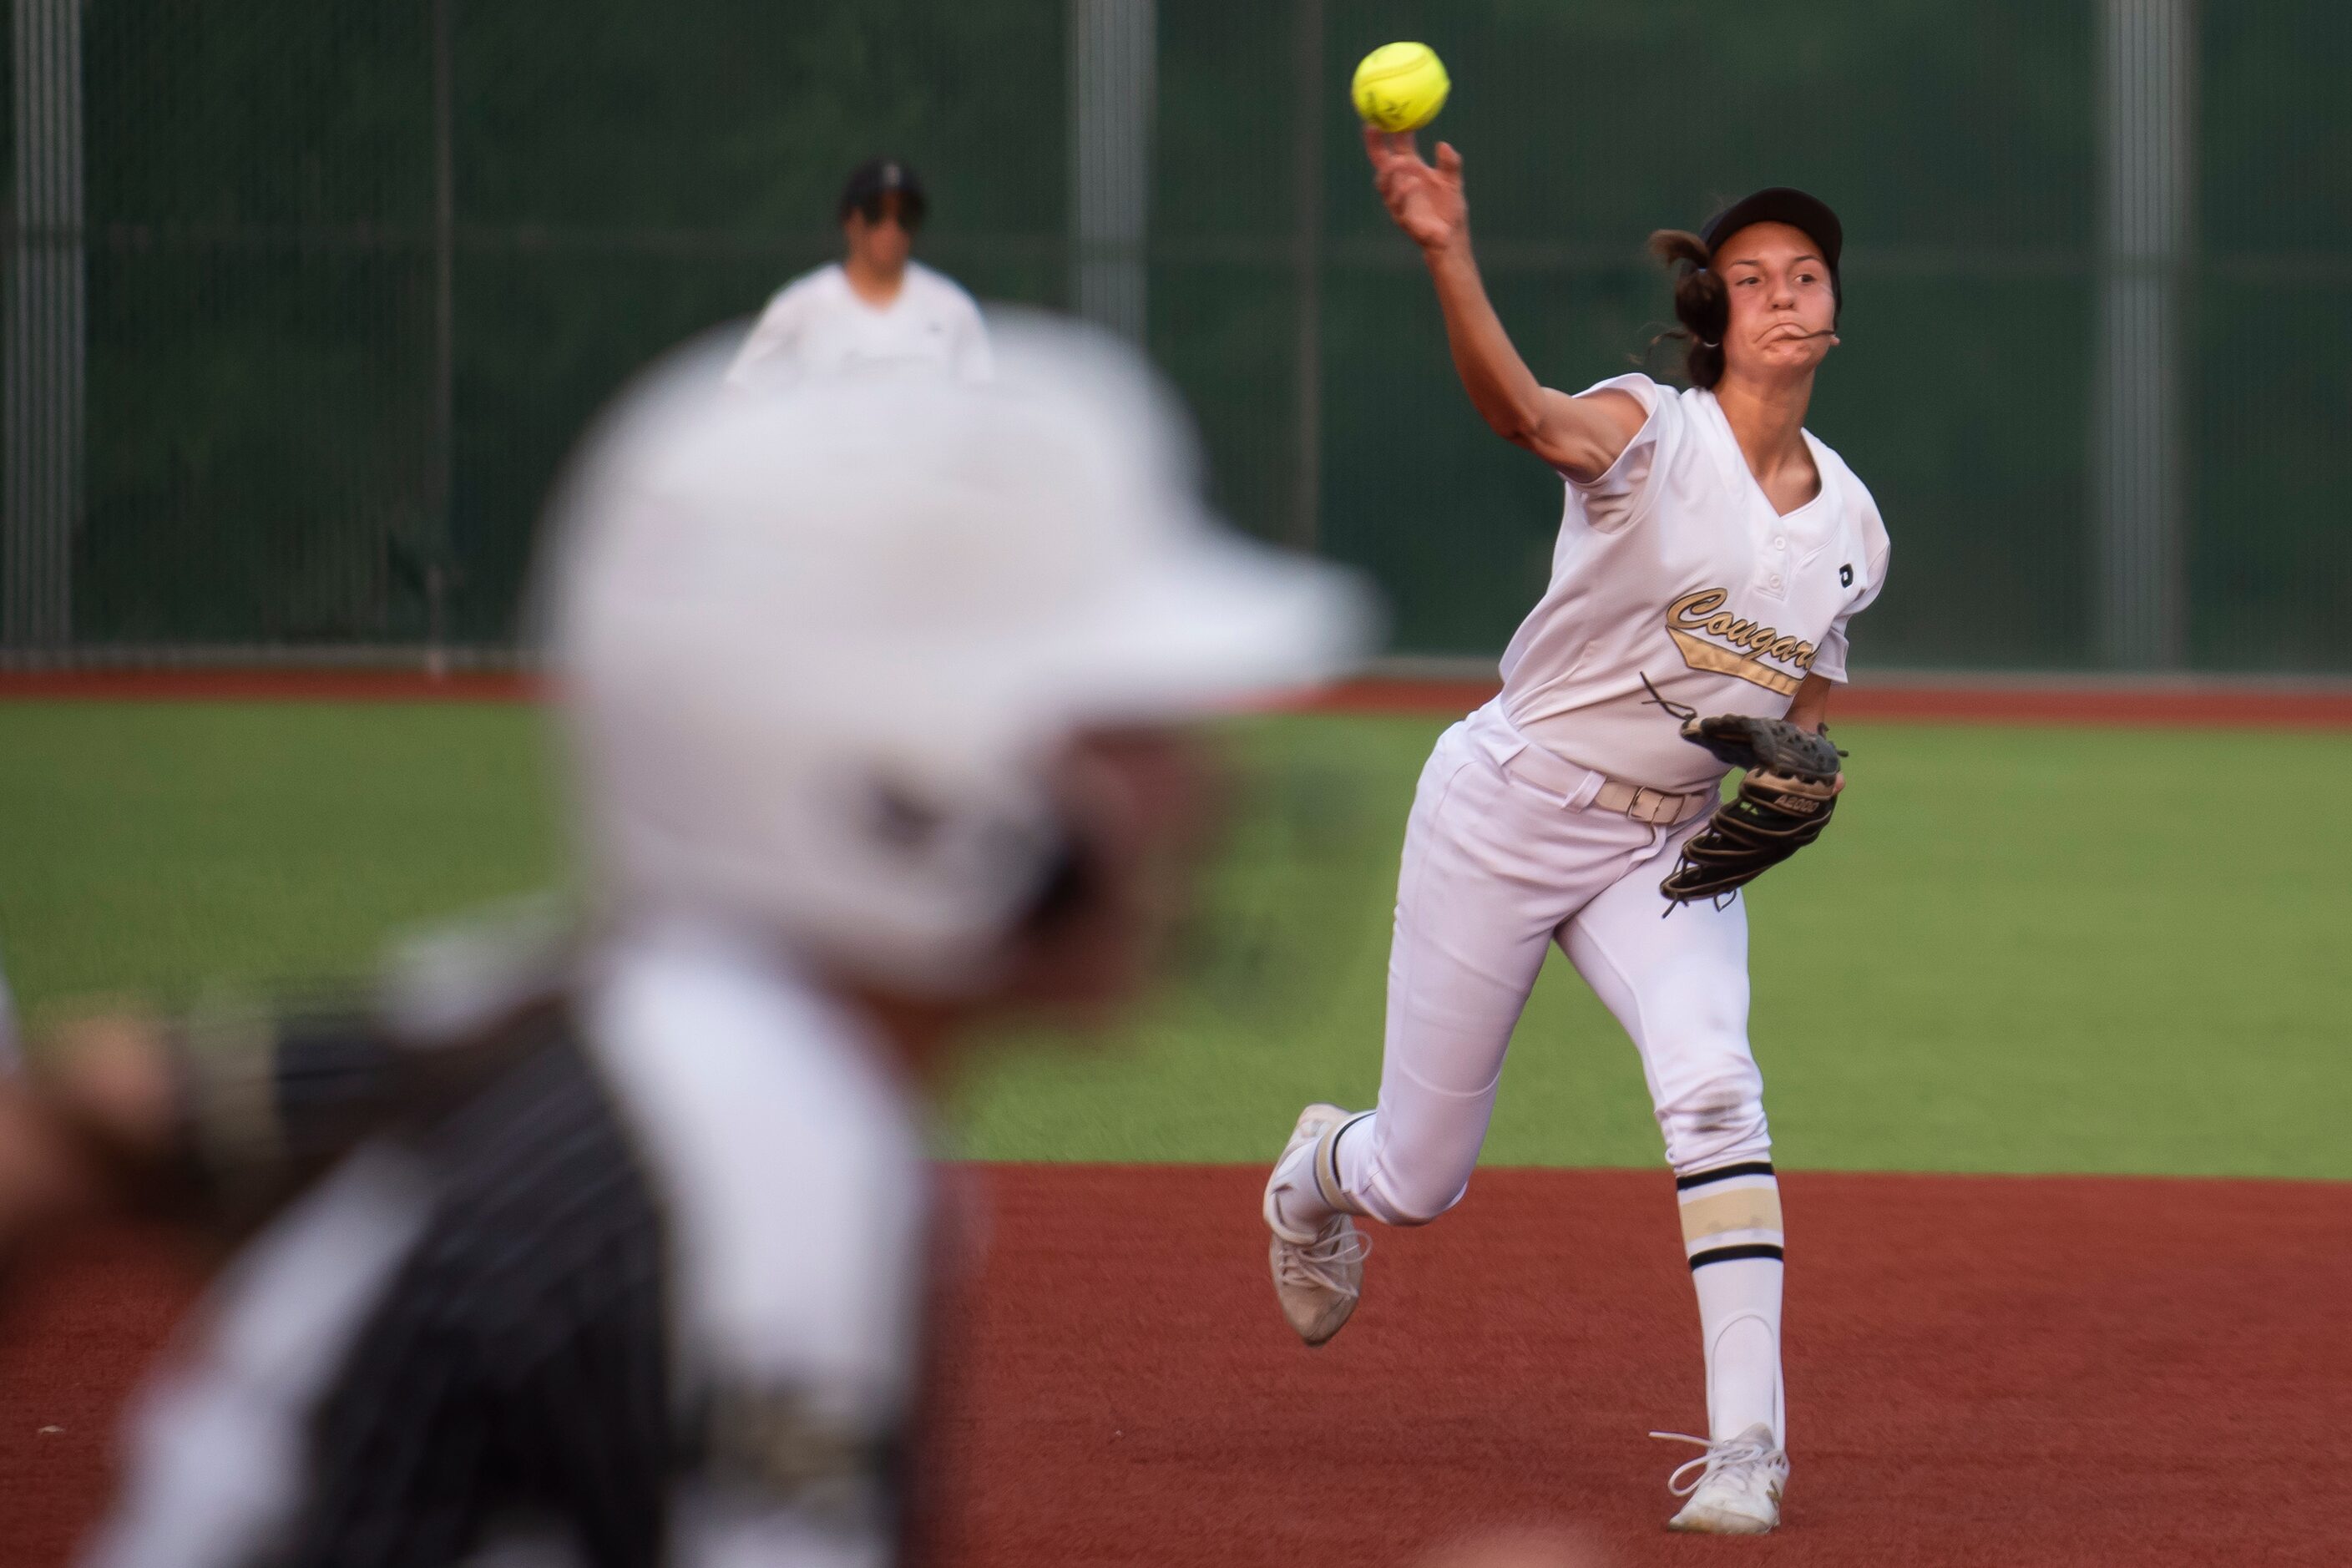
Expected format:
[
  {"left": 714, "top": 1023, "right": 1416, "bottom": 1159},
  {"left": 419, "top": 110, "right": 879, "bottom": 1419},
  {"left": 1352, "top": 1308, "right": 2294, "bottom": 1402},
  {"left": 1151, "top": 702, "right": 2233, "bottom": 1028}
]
[
  {"left": 726, "top": 159, "right": 991, "bottom": 389},
  {"left": 1, "top": 316, "right": 1367, "bottom": 1566}
]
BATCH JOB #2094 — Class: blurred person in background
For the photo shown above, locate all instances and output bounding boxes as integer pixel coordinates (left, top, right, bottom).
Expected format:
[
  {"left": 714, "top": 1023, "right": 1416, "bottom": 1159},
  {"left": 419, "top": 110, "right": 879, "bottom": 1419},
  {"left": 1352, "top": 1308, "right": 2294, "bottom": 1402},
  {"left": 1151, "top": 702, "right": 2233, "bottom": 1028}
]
[
  {"left": 0, "top": 315, "right": 1366, "bottom": 1566},
  {"left": 726, "top": 158, "right": 993, "bottom": 390}
]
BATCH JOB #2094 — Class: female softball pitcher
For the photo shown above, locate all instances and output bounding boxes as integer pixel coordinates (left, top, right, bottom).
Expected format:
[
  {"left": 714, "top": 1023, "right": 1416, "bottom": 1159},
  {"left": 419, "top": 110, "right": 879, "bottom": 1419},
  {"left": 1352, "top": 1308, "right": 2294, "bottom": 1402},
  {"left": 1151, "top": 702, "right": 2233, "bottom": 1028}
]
[{"left": 1262, "top": 129, "right": 1889, "bottom": 1535}]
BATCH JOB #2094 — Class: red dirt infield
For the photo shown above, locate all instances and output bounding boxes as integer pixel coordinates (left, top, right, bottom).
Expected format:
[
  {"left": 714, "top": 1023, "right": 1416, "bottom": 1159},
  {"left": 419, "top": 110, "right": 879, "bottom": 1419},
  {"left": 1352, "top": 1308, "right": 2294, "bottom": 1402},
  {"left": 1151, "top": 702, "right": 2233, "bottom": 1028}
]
[
  {"left": 3, "top": 1166, "right": 2347, "bottom": 1566},
  {"left": 7, "top": 667, "right": 2352, "bottom": 727}
]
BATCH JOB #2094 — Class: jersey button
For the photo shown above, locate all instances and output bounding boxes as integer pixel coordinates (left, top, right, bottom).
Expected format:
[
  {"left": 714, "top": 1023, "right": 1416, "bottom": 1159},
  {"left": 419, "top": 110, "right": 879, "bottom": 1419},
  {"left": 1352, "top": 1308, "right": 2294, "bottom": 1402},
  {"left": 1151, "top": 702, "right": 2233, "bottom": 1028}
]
[
  {"left": 1768, "top": 574, "right": 1783, "bottom": 589},
  {"left": 1772, "top": 534, "right": 1786, "bottom": 549}
]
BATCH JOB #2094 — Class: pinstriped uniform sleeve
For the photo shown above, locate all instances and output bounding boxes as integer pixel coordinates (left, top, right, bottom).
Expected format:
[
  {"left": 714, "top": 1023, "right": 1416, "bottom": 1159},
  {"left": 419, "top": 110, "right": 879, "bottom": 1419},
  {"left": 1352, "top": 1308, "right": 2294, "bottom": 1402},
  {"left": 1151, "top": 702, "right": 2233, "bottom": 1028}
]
[{"left": 276, "top": 1041, "right": 670, "bottom": 1568}]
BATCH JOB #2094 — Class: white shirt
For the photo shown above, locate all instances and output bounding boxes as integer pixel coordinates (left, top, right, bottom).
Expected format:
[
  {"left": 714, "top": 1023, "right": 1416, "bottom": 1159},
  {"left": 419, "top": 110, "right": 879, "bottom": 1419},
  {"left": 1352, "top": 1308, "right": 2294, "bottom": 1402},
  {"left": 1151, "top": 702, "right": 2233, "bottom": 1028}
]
[
  {"left": 586, "top": 921, "right": 929, "bottom": 1449},
  {"left": 1499, "top": 373, "right": 1891, "bottom": 794},
  {"left": 726, "top": 260, "right": 992, "bottom": 389}
]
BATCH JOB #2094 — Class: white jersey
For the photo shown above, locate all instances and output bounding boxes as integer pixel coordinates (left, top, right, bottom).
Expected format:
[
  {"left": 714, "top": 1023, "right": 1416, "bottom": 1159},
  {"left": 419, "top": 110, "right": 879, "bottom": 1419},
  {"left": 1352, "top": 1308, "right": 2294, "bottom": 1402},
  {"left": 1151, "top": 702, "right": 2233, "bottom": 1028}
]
[
  {"left": 726, "top": 260, "right": 992, "bottom": 389},
  {"left": 1499, "top": 373, "right": 1891, "bottom": 794}
]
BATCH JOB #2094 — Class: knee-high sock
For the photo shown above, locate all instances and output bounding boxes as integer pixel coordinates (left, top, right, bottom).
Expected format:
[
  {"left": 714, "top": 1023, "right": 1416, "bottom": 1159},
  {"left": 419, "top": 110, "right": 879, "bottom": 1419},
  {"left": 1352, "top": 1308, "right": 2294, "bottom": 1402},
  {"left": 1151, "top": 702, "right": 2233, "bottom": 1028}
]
[
  {"left": 1268, "top": 1110, "right": 1372, "bottom": 1237},
  {"left": 1677, "top": 1161, "right": 1785, "bottom": 1446}
]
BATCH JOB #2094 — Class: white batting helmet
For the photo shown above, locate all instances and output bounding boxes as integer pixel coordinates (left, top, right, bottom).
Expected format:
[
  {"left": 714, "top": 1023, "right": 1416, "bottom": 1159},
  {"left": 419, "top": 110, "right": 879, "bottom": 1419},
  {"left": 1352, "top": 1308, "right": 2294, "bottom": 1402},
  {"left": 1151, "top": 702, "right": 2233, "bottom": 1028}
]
[{"left": 542, "top": 311, "right": 1374, "bottom": 993}]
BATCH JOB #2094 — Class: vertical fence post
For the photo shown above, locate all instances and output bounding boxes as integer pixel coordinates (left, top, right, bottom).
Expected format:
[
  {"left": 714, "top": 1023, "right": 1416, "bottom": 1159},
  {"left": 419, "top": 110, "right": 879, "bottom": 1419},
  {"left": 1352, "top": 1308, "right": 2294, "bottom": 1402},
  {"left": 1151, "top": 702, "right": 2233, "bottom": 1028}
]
[
  {"left": 427, "top": 0, "right": 456, "bottom": 674},
  {"left": 4, "top": 0, "right": 84, "bottom": 654},
  {"left": 1069, "top": 0, "right": 1155, "bottom": 344},
  {"left": 1289, "top": 0, "right": 1323, "bottom": 554},
  {"left": 2095, "top": 0, "right": 2196, "bottom": 669}
]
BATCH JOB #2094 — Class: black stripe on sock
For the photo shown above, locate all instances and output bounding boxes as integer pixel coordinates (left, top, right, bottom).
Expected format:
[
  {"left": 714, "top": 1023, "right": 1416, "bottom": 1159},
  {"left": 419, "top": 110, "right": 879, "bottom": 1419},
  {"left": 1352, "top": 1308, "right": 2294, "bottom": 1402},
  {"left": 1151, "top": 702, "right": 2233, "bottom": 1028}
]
[
  {"left": 1687, "top": 1242, "right": 1784, "bottom": 1271},
  {"left": 1329, "top": 1113, "right": 1366, "bottom": 1164},
  {"left": 1316, "top": 1112, "right": 1371, "bottom": 1211},
  {"left": 1674, "top": 1161, "right": 1776, "bottom": 1191}
]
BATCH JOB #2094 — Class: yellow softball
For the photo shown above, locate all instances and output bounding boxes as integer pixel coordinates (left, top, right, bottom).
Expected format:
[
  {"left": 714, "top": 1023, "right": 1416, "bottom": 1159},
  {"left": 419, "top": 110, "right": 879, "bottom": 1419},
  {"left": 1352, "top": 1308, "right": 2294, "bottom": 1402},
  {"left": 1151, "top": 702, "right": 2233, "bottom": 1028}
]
[{"left": 1351, "top": 42, "right": 1450, "bottom": 134}]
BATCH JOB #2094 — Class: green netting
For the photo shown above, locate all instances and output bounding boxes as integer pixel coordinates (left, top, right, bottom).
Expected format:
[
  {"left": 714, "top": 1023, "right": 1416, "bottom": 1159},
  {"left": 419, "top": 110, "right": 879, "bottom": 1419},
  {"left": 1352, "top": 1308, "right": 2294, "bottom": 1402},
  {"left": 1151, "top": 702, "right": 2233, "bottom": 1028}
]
[
  {"left": 2193, "top": 2, "right": 2352, "bottom": 670},
  {"left": 3, "top": 1, "right": 2349, "bottom": 669}
]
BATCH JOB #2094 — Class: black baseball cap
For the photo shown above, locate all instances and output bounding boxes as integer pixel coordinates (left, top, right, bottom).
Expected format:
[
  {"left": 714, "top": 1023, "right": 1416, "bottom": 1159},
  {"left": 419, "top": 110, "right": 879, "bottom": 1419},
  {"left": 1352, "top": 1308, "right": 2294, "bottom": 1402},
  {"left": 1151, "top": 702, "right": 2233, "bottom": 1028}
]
[
  {"left": 839, "top": 158, "right": 928, "bottom": 226},
  {"left": 1700, "top": 187, "right": 1842, "bottom": 296}
]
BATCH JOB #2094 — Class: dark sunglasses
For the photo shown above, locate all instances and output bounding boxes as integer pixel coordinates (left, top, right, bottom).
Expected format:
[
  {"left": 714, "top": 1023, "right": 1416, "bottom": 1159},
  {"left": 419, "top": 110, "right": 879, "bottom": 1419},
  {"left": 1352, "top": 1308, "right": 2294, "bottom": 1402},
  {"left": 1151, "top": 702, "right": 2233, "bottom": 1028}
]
[{"left": 853, "top": 195, "right": 924, "bottom": 230}]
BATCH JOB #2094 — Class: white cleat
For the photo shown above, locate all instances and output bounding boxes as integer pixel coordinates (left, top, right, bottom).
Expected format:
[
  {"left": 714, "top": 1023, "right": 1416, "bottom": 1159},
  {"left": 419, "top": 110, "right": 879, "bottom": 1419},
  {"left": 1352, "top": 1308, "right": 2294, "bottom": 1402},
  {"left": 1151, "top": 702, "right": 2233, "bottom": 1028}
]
[
  {"left": 1652, "top": 1424, "right": 1788, "bottom": 1534},
  {"left": 1262, "top": 1103, "right": 1369, "bottom": 1347}
]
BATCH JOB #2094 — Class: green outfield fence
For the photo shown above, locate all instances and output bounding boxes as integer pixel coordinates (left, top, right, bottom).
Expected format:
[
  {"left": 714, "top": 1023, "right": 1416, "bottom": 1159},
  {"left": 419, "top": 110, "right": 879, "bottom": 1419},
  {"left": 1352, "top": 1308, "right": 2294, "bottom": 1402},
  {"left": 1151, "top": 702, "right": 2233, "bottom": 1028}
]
[{"left": 4, "top": 0, "right": 2350, "bottom": 671}]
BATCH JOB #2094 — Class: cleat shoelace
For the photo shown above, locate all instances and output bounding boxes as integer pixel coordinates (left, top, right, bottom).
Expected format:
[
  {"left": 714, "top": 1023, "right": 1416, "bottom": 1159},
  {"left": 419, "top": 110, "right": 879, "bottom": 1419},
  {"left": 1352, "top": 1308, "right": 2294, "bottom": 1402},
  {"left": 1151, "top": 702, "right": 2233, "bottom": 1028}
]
[
  {"left": 1274, "top": 1222, "right": 1370, "bottom": 1298},
  {"left": 1649, "top": 1429, "right": 1788, "bottom": 1500}
]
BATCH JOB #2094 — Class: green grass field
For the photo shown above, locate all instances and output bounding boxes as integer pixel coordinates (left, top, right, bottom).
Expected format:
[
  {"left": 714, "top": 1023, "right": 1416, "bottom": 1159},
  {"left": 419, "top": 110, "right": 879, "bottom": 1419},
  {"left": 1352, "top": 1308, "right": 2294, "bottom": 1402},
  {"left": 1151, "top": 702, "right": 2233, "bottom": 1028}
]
[{"left": 3, "top": 701, "right": 2346, "bottom": 1179}]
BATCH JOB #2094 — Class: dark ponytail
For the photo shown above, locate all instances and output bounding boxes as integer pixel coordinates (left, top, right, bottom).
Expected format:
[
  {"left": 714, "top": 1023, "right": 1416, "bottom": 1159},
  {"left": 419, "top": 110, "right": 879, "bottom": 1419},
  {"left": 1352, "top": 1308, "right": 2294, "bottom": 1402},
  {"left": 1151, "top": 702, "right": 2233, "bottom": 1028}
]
[{"left": 1646, "top": 229, "right": 1727, "bottom": 390}]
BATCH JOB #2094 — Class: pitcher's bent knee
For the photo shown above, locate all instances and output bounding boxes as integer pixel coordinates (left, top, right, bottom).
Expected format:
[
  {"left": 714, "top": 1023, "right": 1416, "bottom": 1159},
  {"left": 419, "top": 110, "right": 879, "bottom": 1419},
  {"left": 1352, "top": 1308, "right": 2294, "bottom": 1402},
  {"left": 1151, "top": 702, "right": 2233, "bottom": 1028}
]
[{"left": 1656, "top": 1065, "right": 1772, "bottom": 1177}]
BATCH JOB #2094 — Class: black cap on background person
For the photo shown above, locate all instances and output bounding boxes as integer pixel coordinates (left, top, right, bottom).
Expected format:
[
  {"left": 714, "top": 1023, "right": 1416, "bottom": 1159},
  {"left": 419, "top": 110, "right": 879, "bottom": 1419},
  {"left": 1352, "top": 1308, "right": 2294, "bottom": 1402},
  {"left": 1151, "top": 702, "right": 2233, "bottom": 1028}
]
[{"left": 839, "top": 157, "right": 929, "bottom": 228}]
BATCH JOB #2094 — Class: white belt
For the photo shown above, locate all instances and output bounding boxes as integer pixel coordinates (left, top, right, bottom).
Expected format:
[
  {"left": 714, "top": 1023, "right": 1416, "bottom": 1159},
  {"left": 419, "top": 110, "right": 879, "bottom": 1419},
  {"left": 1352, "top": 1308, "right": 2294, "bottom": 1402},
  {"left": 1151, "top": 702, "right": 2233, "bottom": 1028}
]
[{"left": 1477, "top": 706, "right": 1715, "bottom": 827}]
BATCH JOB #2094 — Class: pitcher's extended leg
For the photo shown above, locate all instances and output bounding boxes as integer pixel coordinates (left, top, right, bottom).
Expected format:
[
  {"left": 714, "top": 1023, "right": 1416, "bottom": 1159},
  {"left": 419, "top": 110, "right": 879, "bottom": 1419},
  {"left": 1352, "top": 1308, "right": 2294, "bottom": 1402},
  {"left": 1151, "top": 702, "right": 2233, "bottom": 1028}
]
[
  {"left": 1268, "top": 728, "right": 1570, "bottom": 1240},
  {"left": 1560, "top": 869, "right": 1783, "bottom": 1450}
]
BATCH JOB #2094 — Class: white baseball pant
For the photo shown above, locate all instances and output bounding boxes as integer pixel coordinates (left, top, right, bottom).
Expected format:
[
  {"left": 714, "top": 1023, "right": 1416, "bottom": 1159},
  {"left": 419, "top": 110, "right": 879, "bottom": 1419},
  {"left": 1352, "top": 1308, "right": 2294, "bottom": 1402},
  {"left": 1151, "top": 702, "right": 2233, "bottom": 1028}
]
[
  {"left": 1333, "top": 701, "right": 1769, "bottom": 1219},
  {"left": 1284, "top": 701, "right": 1786, "bottom": 1444}
]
